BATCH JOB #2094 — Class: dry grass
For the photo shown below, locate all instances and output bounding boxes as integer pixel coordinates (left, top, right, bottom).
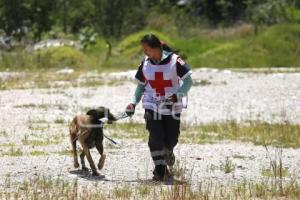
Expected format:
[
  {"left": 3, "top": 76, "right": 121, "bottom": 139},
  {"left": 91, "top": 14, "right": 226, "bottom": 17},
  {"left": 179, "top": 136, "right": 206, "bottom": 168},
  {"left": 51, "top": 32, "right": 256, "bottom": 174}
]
[
  {"left": 0, "top": 70, "right": 125, "bottom": 90},
  {"left": 1, "top": 145, "right": 23, "bottom": 157},
  {"left": 108, "top": 121, "right": 300, "bottom": 148},
  {"left": 1, "top": 174, "right": 299, "bottom": 200}
]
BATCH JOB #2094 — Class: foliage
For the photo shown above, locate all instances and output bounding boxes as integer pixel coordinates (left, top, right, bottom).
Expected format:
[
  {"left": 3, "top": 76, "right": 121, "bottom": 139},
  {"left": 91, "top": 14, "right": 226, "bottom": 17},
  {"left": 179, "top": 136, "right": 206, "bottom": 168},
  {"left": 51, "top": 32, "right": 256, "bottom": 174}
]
[
  {"left": 1, "top": 0, "right": 299, "bottom": 41},
  {"left": 37, "top": 46, "right": 87, "bottom": 69},
  {"left": 188, "top": 23, "right": 300, "bottom": 68},
  {"left": 0, "top": 0, "right": 300, "bottom": 70},
  {"left": 78, "top": 27, "right": 97, "bottom": 50},
  {"left": 118, "top": 30, "right": 174, "bottom": 57}
]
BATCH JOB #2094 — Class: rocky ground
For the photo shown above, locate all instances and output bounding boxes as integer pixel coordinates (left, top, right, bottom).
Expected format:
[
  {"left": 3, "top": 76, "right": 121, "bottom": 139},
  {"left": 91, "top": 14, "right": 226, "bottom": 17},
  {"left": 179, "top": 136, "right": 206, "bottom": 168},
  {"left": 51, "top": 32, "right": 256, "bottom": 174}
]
[{"left": 0, "top": 68, "right": 300, "bottom": 195}]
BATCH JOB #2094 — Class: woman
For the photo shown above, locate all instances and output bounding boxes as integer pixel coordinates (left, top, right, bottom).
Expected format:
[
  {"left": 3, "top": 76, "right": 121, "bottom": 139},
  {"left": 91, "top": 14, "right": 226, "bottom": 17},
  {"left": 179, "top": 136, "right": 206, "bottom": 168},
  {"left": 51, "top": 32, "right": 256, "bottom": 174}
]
[{"left": 125, "top": 34, "right": 193, "bottom": 181}]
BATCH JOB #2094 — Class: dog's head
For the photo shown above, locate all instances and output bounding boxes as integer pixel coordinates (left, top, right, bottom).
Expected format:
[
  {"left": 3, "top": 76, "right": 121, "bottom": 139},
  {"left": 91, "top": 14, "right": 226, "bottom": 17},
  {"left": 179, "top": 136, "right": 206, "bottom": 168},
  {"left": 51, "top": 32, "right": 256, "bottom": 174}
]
[{"left": 86, "top": 107, "right": 116, "bottom": 124}]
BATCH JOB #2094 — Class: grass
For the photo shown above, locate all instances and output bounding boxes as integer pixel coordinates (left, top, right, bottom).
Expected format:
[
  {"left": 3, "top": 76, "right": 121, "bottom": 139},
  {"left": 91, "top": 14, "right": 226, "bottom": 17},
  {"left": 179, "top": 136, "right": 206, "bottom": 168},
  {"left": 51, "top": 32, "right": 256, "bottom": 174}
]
[
  {"left": 112, "top": 23, "right": 300, "bottom": 69},
  {"left": 220, "top": 157, "right": 236, "bottom": 174},
  {"left": 261, "top": 167, "right": 289, "bottom": 178},
  {"left": 107, "top": 122, "right": 149, "bottom": 141},
  {"left": 189, "top": 23, "right": 300, "bottom": 68},
  {"left": 0, "top": 69, "right": 82, "bottom": 89},
  {"left": 27, "top": 118, "right": 48, "bottom": 124},
  {"left": 1, "top": 174, "right": 300, "bottom": 199},
  {"left": 22, "top": 139, "right": 55, "bottom": 146},
  {"left": 28, "top": 124, "right": 50, "bottom": 131},
  {"left": 170, "top": 160, "right": 189, "bottom": 180},
  {"left": 0, "top": 69, "right": 126, "bottom": 90},
  {"left": 2, "top": 146, "right": 23, "bottom": 157},
  {"left": 0, "top": 175, "right": 104, "bottom": 200},
  {"left": 54, "top": 118, "right": 66, "bottom": 124},
  {"left": 106, "top": 121, "right": 300, "bottom": 148},
  {"left": 15, "top": 103, "right": 50, "bottom": 109},
  {"left": 55, "top": 149, "right": 73, "bottom": 156},
  {"left": 112, "top": 185, "right": 132, "bottom": 199},
  {"left": 30, "top": 150, "right": 49, "bottom": 156},
  {"left": 0, "top": 142, "right": 16, "bottom": 147},
  {"left": 0, "top": 24, "right": 299, "bottom": 90},
  {"left": 0, "top": 130, "right": 8, "bottom": 137},
  {"left": 1, "top": 23, "right": 300, "bottom": 73},
  {"left": 136, "top": 184, "right": 151, "bottom": 198},
  {"left": 193, "top": 79, "right": 212, "bottom": 87},
  {"left": 15, "top": 103, "right": 67, "bottom": 111},
  {"left": 181, "top": 121, "right": 300, "bottom": 148},
  {"left": 22, "top": 134, "right": 62, "bottom": 146}
]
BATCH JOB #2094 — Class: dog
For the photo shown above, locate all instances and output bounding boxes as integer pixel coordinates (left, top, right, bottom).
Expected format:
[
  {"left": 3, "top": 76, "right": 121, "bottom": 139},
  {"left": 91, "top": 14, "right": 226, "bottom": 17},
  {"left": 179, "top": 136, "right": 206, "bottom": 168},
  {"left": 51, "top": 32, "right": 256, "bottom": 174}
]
[{"left": 69, "top": 107, "right": 116, "bottom": 176}]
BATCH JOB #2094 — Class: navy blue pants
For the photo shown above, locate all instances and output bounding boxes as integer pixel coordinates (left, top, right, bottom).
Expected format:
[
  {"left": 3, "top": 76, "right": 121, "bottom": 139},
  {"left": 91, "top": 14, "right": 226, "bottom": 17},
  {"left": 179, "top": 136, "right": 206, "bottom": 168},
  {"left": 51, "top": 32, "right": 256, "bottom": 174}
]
[{"left": 144, "top": 109, "right": 180, "bottom": 176}]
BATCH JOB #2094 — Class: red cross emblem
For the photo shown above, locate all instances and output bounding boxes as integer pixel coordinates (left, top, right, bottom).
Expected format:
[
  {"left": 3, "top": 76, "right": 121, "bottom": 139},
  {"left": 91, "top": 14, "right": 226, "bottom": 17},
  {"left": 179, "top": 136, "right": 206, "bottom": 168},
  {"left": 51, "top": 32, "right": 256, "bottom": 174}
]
[{"left": 148, "top": 72, "right": 172, "bottom": 96}]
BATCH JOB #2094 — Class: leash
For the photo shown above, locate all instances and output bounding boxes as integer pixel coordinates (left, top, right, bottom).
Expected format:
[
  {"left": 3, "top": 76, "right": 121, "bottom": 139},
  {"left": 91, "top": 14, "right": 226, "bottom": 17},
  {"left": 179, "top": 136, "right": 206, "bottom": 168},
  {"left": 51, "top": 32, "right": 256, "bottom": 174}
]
[
  {"left": 71, "top": 112, "right": 129, "bottom": 144},
  {"left": 99, "top": 111, "right": 129, "bottom": 123},
  {"left": 103, "top": 134, "right": 118, "bottom": 145},
  {"left": 99, "top": 111, "right": 129, "bottom": 145}
]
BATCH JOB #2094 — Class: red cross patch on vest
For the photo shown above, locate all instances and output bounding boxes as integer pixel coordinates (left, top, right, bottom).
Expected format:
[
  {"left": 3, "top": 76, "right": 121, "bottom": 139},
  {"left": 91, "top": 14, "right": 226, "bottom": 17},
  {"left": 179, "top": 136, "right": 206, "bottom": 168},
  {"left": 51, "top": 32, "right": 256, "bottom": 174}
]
[{"left": 148, "top": 72, "right": 172, "bottom": 96}]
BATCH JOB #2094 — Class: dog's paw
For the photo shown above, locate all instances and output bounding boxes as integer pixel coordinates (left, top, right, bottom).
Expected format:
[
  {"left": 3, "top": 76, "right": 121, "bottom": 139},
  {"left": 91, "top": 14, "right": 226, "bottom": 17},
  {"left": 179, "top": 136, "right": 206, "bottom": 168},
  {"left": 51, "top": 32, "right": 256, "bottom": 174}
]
[
  {"left": 92, "top": 171, "right": 100, "bottom": 176},
  {"left": 74, "top": 162, "right": 80, "bottom": 168},
  {"left": 98, "top": 154, "right": 106, "bottom": 170},
  {"left": 82, "top": 166, "right": 89, "bottom": 171}
]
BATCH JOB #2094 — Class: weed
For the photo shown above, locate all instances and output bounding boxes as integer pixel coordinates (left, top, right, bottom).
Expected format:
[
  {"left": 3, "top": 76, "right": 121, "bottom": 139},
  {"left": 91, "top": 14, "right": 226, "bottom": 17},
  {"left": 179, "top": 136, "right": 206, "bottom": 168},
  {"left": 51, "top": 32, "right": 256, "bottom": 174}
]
[
  {"left": 220, "top": 157, "right": 236, "bottom": 174},
  {"left": 54, "top": 118, "right": 65, "bottom": 124},
  {"left": 193, "top": 79, "right": 212, "bottom": 86},
  {"left": 30, "top": 151, "right": 49, "bottom": 156},
  {"left": 112, "top": 185, "right": 132, "bottom": 199},
  {"left": 2, "top": 146, "right": 23, "bottom": 157}
]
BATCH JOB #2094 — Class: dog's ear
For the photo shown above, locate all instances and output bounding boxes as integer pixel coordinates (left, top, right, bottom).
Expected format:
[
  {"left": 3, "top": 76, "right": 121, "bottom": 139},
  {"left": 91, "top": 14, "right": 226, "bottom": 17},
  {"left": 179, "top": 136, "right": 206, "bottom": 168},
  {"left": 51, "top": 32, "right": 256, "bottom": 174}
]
[
  {"left": 87, "top": 107, "right": 117, "bottom": 122},
  {"left": 107, "top": 110, "right": 117, "bottom": 122},
  {"left": 96, "top": 106, "right": 117, "bottom": 122}
]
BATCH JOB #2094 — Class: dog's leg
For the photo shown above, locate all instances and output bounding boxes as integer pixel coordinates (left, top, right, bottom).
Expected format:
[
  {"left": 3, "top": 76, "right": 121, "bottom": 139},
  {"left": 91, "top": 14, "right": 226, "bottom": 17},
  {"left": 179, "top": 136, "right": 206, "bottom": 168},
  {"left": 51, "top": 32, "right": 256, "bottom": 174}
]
[
  {"left": 79, "top": 150, "right": 88, "bottom": 171},
  {"left": 96, "top": 142, "right": 106, "bottom": 170},
  {"left": 81, "top": 143, "right": 99, "bottom": 176},
  {"left": 70, "top": 134, "right": 79, "bottom": 168}
]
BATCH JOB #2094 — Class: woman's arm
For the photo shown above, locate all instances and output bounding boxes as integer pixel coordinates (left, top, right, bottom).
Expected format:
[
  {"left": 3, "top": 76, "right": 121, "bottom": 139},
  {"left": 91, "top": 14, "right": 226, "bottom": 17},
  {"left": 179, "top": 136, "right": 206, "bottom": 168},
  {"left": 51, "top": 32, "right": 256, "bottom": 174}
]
[
  {"left": 130, "top": 83, "right": 145, "bottom": 105},
  {"left": 176, "top": 75, "right": 193, "bottom": 99}
]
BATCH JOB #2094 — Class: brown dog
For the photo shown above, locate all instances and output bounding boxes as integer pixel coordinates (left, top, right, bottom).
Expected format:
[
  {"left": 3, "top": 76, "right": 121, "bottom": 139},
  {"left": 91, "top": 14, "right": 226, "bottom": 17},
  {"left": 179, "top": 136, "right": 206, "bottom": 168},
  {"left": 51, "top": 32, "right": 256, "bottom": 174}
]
[{"left": 69, "top": 107, "right": 116, "bottom": 176}]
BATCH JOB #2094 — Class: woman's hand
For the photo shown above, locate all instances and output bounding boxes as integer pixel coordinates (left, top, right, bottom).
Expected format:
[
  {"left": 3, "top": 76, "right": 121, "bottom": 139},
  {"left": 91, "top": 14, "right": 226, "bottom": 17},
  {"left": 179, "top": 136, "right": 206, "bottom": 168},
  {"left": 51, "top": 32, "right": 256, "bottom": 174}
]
[
  {"left": 165, "top": 94, "right": 178, "bottom": 103},
  {"left": 125, "top": 103, "right": 136, "bottom": 116},
  {"left": 164, "top": 94, "right": 178, "bottom": 110}
]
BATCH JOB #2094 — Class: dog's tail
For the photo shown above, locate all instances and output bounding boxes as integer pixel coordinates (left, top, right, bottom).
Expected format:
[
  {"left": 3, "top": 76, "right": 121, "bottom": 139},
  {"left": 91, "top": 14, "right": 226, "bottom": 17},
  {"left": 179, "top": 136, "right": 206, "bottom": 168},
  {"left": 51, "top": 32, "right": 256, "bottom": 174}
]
[{"left": 69, "top": 117, "right": 79, "bottom": 135}]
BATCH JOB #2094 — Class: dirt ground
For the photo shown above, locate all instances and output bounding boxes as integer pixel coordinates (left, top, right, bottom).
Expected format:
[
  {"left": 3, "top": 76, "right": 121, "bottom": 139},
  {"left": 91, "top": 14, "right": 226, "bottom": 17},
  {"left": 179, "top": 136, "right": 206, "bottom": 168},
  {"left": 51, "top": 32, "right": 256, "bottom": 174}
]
[{"left": 0, "top": 69, "right": 300, "bottom": 194}]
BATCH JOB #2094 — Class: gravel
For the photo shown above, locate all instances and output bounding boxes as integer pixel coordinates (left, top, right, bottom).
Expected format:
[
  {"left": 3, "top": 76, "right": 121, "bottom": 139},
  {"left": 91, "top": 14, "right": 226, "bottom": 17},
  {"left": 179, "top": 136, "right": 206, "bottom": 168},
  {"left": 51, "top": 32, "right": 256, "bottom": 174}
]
[{"left": 0, "top": 69, "right": 300, "bottom": 193}]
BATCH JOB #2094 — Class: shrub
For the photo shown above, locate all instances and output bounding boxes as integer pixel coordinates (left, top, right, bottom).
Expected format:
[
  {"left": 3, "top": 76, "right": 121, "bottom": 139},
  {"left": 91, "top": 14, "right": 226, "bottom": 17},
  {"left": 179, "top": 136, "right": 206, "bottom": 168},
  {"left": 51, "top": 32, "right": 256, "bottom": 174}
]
[{"left": 37, "top": 46, "right": 87, "bottom": 69}]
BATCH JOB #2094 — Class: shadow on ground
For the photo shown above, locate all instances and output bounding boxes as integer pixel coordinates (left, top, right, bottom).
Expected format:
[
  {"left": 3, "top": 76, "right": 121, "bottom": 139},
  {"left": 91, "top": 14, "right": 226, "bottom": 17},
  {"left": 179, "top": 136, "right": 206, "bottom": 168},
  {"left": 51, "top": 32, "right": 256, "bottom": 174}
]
[{"left": 69, "top": 169, "right": 187, "bottom": 185}]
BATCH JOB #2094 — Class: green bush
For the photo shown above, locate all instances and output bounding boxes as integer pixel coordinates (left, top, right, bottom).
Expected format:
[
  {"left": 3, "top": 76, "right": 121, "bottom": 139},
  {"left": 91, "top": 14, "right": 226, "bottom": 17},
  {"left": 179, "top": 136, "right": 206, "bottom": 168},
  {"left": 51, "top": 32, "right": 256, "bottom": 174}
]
[
  {"left": 285, "top": 7, "right": 300, "bottom": 23},
  {"left": 85, "top": 37, "right": 109, "bottom": 69},
  {"left": 189, "top": 23, "right": 300, "bottom": 68},
  {"left": 174, "top": 37, "right": 225, "bottom": 59},
  {"left": 38, "top": 46, "right": 88, "bottom": 69},
  {"left": 0, "top": 51, "right": 36, "bottom": 70},
  {"left": 98, "top": 30, "right": 175, "bottom": 70},
  {"left": 1, "top": 23, "right": 300, "bottom": 71},
  {"left": 256, "top": 23, "right": 300, "bottom": 67},
  {"left": 118, "top": 30, "right": 174, "bottom": 58}
]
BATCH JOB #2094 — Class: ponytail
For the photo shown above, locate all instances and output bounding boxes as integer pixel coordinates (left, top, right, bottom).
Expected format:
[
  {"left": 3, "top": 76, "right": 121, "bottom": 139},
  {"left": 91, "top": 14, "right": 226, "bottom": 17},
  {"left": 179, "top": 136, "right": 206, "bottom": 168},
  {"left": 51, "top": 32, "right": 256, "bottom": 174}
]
[{"left": 141, "top": 34, "right": 187, "bottom": 59}]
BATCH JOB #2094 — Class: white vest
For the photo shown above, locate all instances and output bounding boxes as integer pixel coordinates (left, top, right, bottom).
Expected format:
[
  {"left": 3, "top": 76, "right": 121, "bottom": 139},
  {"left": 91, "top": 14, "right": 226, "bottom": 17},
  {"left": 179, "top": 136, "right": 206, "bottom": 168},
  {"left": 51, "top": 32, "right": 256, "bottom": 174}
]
[{"left": 141, "top": 54, "right": 183, "bottom": 115}]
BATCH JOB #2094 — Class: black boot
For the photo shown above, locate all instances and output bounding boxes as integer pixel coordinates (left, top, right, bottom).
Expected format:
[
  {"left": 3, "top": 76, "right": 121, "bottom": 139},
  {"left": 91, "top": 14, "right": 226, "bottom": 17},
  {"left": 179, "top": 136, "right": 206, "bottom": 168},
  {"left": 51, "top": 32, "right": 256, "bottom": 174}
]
[{"left": 152, "top": 165, "right": 172, "bottom": 182}]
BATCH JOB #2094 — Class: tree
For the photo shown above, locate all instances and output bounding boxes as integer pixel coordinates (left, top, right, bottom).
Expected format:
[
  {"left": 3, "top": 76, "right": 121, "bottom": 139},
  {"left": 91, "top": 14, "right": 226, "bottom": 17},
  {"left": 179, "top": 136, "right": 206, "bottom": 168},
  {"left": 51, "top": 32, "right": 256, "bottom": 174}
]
[
  {"left": 0, "top": 0, "right": 30, "bottom": 40},
  {"left": 27, "top": 0, "right": 55, "bottom": 41},
  {"left": 93, "top": 0, "right": 145, "bottom": 37}
]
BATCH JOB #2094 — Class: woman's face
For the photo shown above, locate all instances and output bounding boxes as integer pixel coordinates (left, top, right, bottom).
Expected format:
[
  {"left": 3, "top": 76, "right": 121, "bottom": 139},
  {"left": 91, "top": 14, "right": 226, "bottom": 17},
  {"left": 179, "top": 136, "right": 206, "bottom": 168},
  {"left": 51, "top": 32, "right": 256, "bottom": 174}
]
[{"left": 141, "top": 43, "right": 161, "bottom": 60}]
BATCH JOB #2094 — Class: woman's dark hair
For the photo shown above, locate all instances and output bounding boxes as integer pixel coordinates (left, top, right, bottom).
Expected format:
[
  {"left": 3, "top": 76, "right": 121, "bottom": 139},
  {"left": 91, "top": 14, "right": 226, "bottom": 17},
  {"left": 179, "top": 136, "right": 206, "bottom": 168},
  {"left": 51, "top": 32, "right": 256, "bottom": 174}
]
[
  {"left": 140, "top": 34, "right": 186, "bottom": 59},
  {"left": 141, "top": 34, "right": 173, "bottom": 52}
]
